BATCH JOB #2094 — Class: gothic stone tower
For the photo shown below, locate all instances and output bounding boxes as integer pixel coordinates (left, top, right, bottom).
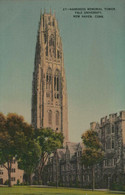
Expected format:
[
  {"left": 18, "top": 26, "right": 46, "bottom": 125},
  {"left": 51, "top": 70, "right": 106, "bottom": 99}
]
[{"left": 32, "top": 10, "right": 69, "bottom": 143}]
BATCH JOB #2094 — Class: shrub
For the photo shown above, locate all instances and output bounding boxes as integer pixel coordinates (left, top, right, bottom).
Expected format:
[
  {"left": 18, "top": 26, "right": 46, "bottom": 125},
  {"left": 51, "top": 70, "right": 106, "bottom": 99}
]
[
  {"left": 4, "top": 180, "right": 9, "bottom": 185},
  {"left": 110, "top": 183, "right": 125, "bottom": 191},
  {"left": 48, "top": 182, "right": 56, "bottom": 186},
  {"left": 17, "top": 179, "right": 20, "bottom": 185}
]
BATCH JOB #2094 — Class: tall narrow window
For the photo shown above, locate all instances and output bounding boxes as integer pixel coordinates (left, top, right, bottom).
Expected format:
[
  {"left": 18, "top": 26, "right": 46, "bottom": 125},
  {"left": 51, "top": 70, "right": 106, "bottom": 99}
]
[
  {"left": 49, "top": 37, "right": 54, "bottom": 46},
  {"left": 106, "top": 138, "right": 111, "bottom": 149},
  {"left": 54, "top": 69, "right": 59, "bottom": 90},
  {"left": 48, "top": 110, "right": 52, "bottom": 125},
  {"left": 57, "top": 50, "right": 60, "bottom": 59},
  {"left": 112, "top": 125, "right": 114, "bottom": 133},
  {"left": 56, "top": 111, "right": 59, "bottom": 126},
  {"left": 54, "top": 69, "right": 60, "bottom": 99},
  {"left": 54, "top": 77, "right": 56, "bottom": 90},
  {"left": 46, "top": 68, "right": 52, "bottom": 90},
  {"left": 44, "top": 33, "right": 47, "bottom": 43},
  {"left": 46, "top": 46, "right": 48, "bottom": 56},
  {"left": 112, "top": 139, "right": 115, "bottom": 149},
  {"left": 57, "top": 77, "right": 59, "bottom": 91}
]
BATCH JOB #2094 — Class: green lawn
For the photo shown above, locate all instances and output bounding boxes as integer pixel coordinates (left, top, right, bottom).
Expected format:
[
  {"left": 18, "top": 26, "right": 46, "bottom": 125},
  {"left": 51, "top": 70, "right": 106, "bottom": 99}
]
[{"left": 0, "top": 186, "right": 124, "bottom": 195}]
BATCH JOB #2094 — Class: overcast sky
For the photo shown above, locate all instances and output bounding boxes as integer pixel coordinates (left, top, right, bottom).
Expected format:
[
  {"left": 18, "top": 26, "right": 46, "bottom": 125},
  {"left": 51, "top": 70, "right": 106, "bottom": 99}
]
[{"left": 0, "top": 0, "right": 125, "bottom": 142}]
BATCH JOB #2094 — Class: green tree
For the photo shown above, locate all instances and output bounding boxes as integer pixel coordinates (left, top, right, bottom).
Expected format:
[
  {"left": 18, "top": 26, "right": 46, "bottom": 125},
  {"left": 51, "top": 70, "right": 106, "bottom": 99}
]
[
  {"left": 14, "top": 122, "right": 41, "bottom": 185},
  {"left": 0, "top": 113, "right": 26, "bottom": 187},
  {"left": 0, "top": 113, "right": 41, "bottom": 186},
  {"left": 81, "top": 129, "right": 104, "bottom": 190},
  {"left": 35, "top": 128, "right": 64, "bottom": 182},
  {"left": 0, "top": 112, "right": 63, "bottom": 186},
  {"left": 18, "top": 139, "right": 41, "bottom": 185}
]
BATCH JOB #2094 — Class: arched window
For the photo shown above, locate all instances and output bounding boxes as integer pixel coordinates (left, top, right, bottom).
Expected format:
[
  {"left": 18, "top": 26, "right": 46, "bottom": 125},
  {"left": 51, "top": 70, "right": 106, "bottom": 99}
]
[
  {"left": 49, "top": 34, "right": 56, "bottom": 58},
  {"left": 49, "top": 35, "right": 55, "bottom": 47},
  {"left": 46, "top": 68, "right": 52, "bottom": 90},
  {"left": 56, "top": 111, "right": 59, "bottom": 126},
  {"left": 48, "top": 110, "right": 52, "bottom": 125}
]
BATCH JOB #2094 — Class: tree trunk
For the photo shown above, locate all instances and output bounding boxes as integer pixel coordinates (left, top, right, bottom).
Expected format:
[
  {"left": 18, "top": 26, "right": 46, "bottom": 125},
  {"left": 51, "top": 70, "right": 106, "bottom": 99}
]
[
  {"left": 38, "top": 153, "right": 45, "bottom": 183},
  {"left": 39, "top": 153, "right": 48, "bottom": 184},
  {"left": 56, "top": 151, "right": 58, "bottom": 188},
  {"left": 92, "top": 166, "right": 95, "bottom": 191},
  {"left": 37, "top": 168, "right": 41, "bottom": 184},
  {"left": 7, "top": 161, "right": 12, "bottom": 187},
  {"left": 29, "top": 173, "right": 32, "bottom": 185},
  {"left": 37, "top": 164, "right": 41, "bottom": 183}
]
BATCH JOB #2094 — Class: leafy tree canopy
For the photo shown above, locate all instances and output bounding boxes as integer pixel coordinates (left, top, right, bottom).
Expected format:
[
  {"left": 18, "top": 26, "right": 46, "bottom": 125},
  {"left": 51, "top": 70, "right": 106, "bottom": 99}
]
[
  {"left": 34, "top": 128, "right": 64, "bottom": 181},
  {"left": 81, "top": 148, "right": 104, "bottom": 167},
  {"left": 81, "top": 129, "right": 102, "bottom": 150},
  {"left": 81, "top": 129, "right": 104, "bottom": 190},
  {"left": 0, "top": 112, "right": 64, "bottom": 185},
  {"left": 35, "top": 128, "right": 64, "bottom": 154},
  {"left": 0, "top": 112, "right": 40, "bottom": 186}
]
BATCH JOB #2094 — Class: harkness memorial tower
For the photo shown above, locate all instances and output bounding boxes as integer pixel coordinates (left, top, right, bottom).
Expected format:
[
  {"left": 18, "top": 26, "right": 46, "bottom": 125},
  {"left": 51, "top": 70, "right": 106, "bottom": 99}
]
[{"left": 32, "top": 10, "right": 69, "bottom": 143}]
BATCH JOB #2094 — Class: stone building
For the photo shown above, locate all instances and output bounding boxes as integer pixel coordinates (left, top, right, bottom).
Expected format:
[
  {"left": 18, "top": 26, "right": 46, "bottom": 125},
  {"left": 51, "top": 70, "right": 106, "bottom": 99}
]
[
  {"left": 43, "top": 142, "right": 84, "bottom": 187},
  {"left": 0, "top": 159, "right": 24, "bottom": 185},
  {"left": 43, "top": 111, "right": 125, "bottom": 189},
  {"left": 97, "top": 111, "right": 125, "bottom": 188},
  {"left": 32, "top": 10, "right": 68, "bottom": 143}
]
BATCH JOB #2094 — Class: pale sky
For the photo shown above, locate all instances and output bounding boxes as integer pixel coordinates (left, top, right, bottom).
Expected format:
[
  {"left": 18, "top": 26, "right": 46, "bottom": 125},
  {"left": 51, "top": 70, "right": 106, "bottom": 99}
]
[{"left": 0, "top": 0, "right": 125, "bottom": 142}]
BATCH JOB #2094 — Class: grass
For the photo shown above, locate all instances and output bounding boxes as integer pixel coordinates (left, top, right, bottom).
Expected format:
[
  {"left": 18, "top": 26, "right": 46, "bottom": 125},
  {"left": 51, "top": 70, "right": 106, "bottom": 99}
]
[{"left": 0, "top": 186, "right": 124, "bottom": 195}]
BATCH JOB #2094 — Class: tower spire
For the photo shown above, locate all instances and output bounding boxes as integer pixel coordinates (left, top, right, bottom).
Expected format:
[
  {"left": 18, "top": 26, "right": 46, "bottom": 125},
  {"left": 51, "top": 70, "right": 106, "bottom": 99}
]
[
  {"left": 40, "top": 8, "right": 42, "bottom": 17},
  {"left": 40, "top": 8, "right": 42, "bottom": 22},
  {"left": 50, "top": 8, "right": 52, "bottom": 15},
  {"left": 54, "top": 10, "right": 56, "bottom": 16},
  {"left": 32, "top": 11, "right": 69, "bottom": 145}
]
